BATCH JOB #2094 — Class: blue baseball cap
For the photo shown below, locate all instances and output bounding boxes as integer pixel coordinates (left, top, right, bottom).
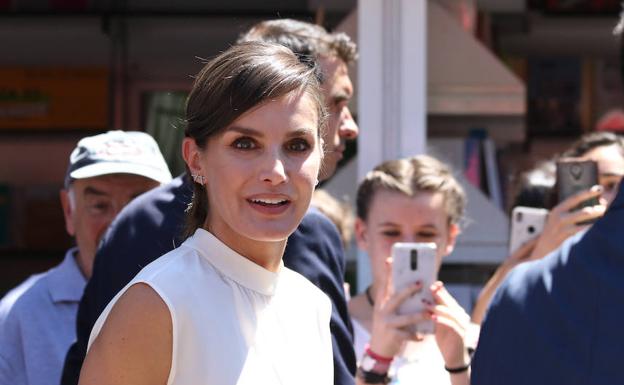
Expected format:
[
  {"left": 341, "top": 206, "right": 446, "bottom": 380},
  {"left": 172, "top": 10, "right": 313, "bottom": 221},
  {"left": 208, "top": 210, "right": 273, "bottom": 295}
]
[{"left": 64, "top": 130, "right": 172, "bottom": 188}]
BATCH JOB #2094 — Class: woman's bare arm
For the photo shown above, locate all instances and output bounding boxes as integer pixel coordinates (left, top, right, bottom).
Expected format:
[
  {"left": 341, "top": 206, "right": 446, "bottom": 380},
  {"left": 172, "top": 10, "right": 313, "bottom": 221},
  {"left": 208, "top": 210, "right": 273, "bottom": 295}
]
[
  {"left": 471, "top": 239, "right": 537, "bottom": 324},
  {"left": 78, "top": 283, "right": 172, "bottom": 385}
]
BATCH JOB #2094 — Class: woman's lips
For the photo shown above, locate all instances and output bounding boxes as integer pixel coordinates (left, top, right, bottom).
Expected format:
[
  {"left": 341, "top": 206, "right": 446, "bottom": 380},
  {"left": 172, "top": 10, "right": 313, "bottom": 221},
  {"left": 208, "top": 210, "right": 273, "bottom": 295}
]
[{"left": 247, "top": 197, "right": 291, "bottom": 215}]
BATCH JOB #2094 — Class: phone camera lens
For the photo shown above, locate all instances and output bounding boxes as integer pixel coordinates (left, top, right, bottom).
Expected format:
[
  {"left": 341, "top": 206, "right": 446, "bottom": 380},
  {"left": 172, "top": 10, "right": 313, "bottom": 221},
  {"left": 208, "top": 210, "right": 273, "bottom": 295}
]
[
  {"left": 528, "top": 225, "right": 535, "bottom": 234},
  {"left": 571, "top": 164, "right": 582, "bottom": 180},
  {"left": 410, "top": 249, "right": 418, "bottom": 270}
]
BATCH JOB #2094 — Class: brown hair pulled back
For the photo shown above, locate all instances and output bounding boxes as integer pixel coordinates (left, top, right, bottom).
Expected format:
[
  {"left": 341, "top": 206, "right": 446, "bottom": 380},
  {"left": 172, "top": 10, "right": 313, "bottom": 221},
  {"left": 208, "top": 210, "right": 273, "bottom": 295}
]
[
  {"left": 356, "top": 155, "right": 466, "bottom": 226},
  {"left": 183, "top": 41, "right": 326, "bottom": 238}
]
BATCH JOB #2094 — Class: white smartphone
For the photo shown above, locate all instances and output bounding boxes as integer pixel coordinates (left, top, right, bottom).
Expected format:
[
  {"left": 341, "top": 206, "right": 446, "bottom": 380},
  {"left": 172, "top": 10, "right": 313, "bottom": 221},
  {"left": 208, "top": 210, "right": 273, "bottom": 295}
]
[
  {"left": 508, "top": 206, "right": 548, "bottom": 254},
  {"left": 391, "top": 242, "right": 437, "bottom": 334}
]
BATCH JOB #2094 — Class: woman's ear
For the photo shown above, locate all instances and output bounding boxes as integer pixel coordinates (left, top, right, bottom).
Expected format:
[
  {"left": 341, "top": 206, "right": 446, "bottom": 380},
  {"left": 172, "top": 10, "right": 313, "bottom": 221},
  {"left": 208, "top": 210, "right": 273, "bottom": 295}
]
[
  {"left": 444, "top": 223, "right": 460, "bottom": 256},
  {"left": 354, "top": 217, "right": 369, "bottom": 252},
  {"left": 182, "top": 137, "right": 203, "bottom": 175}
]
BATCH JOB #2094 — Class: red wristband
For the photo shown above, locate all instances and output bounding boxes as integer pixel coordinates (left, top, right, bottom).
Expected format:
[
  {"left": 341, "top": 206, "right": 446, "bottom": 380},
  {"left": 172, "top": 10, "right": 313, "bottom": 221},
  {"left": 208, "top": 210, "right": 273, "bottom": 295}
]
[{"left": 364, "top": 344, "right": 393, "bottom": 364}]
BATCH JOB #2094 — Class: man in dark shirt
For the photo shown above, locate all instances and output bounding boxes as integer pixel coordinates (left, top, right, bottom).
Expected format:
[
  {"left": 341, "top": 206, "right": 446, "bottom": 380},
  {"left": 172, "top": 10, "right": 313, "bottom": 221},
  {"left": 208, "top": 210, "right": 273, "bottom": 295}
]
[
  {"left": 472, "top": 180, "right": 624, "bottom": 385},
  {"left": 61, "top": 19, "right": 359, "bottom": 385}
]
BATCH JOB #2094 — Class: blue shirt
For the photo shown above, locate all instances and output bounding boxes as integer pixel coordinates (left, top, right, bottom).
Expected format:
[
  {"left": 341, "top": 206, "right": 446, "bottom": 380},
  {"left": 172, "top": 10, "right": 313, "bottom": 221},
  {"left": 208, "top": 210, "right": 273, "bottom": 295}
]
[
  {"left": 472, "top": 181, "right": 624, "bottom": 385},
  {"left": 0, "top": 248, "right": 86, "bottom": 385}
]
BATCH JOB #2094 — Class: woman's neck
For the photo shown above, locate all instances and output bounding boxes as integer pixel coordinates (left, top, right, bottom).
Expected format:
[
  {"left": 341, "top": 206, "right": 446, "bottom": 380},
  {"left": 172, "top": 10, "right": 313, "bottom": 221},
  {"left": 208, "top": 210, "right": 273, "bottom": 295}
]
[{"left": 202, "top": 223, "right": 286, "bottom": 272}]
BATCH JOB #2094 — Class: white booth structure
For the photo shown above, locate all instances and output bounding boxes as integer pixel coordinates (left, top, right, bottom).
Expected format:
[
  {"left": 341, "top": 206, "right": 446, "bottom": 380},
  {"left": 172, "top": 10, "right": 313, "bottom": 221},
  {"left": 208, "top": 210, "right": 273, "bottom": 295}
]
[{"left": 324, "top": 0, "right": 526, "bottom": 311}]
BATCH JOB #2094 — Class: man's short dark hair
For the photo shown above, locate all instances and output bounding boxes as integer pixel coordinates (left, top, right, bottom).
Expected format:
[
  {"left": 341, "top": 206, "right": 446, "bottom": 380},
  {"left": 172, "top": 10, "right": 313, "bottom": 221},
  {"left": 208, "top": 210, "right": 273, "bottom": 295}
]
[{"left": 238, "top": 19, "right": 357, "bottom": 83}]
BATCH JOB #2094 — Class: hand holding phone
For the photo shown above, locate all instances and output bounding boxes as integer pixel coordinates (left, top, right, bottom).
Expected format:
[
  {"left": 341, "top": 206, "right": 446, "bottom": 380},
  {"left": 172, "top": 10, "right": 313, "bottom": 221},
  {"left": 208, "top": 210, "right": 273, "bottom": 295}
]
[
  {"left": 391, "top": 242, "right": 437, "bottom": 334},
  {"left": 509, "top": 206, "right": 548, "bottom": 254},
  {"left": 367, "top": 263, "right": 427, "bottom": 359},
  {"left": 530, "top": 185, "right": 605, "bottom": 260},
  {"left": 556, "top": 160, "right": 600, "bottom": 213}
]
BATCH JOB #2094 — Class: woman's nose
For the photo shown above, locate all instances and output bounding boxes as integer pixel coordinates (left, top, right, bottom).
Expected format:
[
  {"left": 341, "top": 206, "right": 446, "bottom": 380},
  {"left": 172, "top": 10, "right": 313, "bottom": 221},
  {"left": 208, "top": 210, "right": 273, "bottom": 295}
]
[{"left": 258, "top": 151, "right": 288, "bottom": 185}]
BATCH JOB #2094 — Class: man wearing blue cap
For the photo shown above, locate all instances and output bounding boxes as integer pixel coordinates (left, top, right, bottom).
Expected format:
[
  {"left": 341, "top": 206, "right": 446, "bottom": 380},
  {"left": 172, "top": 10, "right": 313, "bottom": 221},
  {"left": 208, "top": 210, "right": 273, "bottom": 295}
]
[{"left": 0, "top": 131, "right": 171, "bottom": 385}]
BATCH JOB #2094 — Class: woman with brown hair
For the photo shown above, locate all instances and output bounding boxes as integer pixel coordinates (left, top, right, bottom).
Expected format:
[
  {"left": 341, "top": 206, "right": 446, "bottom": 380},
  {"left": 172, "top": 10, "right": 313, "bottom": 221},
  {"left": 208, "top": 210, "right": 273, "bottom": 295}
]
[{"left": 78, "top": 42, "right": 331, "bottom": 385}]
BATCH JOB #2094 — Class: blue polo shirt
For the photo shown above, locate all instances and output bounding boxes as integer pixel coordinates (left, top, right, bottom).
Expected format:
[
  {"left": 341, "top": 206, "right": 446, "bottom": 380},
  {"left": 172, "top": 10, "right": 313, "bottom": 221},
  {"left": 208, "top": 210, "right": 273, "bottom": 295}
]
[{"left": 0, "top": 248, "right": 86, "bottom": 385}]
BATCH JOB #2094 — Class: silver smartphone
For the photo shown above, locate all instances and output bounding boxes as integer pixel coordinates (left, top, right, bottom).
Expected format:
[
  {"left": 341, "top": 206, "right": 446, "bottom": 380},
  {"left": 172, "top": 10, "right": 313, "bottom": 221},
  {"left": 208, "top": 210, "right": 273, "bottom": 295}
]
[
  {"left": 391, "top": 242, "right": 437, "bottom": 334},
  {"left": 508, "top": 206, "right": 548, "bottom": 254}
]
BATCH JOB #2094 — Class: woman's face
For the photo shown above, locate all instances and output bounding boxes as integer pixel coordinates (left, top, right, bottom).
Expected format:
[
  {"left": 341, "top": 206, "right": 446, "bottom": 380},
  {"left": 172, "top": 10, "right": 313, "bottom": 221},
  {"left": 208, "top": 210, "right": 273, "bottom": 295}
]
[
  {"left": 185, "top": 90, "right": 321, "bottom": 248},
  {"left": 355, "top": 189, "right": 459, "bottom": 287},
  {"left": 578, "top": 144, "right": 624, "bottom": 205}
]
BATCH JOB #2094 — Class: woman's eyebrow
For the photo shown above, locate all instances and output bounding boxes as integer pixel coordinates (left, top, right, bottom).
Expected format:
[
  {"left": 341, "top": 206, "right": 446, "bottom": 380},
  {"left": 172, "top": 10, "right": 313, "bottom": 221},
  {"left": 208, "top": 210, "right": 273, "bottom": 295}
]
[
  {"left": 377, "top": 222, "right": 399, "bottom": 227},
  {"left": 226, "top": 126, "right": 315, "bottom": 139},
  {"left": 285, "top": 128, "right": 316, "bottom": 139},
  {"left": 226, "top": 126, "right": 264, "bottom": 137}
]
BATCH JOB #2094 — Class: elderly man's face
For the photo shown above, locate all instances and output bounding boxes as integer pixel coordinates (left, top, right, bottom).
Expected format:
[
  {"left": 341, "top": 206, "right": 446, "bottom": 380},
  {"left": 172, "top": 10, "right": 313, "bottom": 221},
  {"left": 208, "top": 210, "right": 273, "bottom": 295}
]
[
  {"left": 60, "top": 174, "right": 159, "bottom": 278},
  {"left": 318, "top": 55, "right": 359, "bottom": 181}
]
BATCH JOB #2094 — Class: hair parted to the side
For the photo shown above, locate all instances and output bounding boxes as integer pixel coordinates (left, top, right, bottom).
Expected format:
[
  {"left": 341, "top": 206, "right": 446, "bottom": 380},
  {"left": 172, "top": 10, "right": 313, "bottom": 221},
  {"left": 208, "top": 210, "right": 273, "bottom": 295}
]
[
  {"left": 356, "top": 155, "right": 466, "bottom": 226},
  {"left": 183, "top": 41, "right": 327, "bottom": 239},
  {"left": 237, "top": 19, "right": 358, "bottom": 83}
]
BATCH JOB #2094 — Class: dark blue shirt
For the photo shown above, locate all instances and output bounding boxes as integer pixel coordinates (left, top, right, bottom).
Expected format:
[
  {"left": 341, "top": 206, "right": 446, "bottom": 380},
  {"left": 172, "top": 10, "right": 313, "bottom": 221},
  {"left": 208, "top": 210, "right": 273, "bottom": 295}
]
[
  {"left": 61, "top": 175, "right": 355, "bottom": 385},
  {"left": 472, "top": 181, "right": 624, "bottom": 385}
]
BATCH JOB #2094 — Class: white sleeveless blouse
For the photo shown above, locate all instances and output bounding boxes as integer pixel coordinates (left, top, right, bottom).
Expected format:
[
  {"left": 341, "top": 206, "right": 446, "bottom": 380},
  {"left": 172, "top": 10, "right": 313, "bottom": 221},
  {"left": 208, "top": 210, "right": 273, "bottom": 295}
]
[{"left": 88, "top": 228, "right": 333, "bottom": 385}]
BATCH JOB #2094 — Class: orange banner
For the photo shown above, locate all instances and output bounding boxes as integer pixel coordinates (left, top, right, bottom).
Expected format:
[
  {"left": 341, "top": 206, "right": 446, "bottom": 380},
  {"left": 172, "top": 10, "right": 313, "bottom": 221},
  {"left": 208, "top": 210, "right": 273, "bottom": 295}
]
[{"left": 0, "top": 68, "right": 108, "bottom": 130}]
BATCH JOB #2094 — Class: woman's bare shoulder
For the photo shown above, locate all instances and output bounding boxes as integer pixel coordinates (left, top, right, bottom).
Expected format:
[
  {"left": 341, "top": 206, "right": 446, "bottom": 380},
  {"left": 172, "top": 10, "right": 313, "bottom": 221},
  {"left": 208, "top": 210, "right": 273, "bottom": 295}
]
[{"left": 79, "top": 283, "right": 173, "bottom": 385}]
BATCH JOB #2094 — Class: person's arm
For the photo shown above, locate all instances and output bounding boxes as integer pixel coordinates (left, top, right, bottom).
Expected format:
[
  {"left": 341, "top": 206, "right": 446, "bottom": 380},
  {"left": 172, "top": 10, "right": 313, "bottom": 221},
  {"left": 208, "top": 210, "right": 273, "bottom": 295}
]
[
  {"left": 471, "top": 239, "right": 536, "bottom": 324},
  {"left": 473, "top": 182, "right": 624, "bottom": 385},
  {"left": 355, "top": 260, "right": 426, "bottom": 385},
  {"left": 472, "top": 187, "right": 605, "bottom": 325},
  {"left": 530, "top": 186, "right": 605, "bottom": 260},
  {"left": 78, "top": 283, "right": 172, "bottom": 385},
  {"left": 425, "top": 282, "right": 471, "bottom": 385}
]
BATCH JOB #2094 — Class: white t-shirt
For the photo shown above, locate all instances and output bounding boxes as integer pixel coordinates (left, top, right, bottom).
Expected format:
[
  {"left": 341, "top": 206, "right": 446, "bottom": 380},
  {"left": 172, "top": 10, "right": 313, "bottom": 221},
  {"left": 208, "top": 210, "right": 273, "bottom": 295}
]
[
  {"left": 352, "top": 318, "right": 452, "bottom": 385},
  {"left": 88, "top": 228, "right": 333, "bottom": 385}
]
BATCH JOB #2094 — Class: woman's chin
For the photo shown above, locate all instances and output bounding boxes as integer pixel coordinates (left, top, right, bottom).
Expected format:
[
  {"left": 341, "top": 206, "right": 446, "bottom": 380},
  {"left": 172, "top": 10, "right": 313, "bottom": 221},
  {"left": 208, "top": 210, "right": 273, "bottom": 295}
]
[{"left": 243, "top": 224, "right": 299, "bottom": 243}]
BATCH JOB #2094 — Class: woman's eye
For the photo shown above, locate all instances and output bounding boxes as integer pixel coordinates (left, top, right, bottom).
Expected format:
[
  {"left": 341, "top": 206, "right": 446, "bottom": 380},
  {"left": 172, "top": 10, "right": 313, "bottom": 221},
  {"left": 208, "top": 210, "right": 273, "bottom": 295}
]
[
  {"left": 286, "top": 138, "right": 311, "bottom": 153},
  {"left": 381, "top": 231, "right": 400, "bottom": 238},
  {"left": 417, "top": 232, "right": 436, "bottom": 239},
  {"left": 232, "top": 137, "right": 257, "bottom": 150},
  {"left": 604, "top": 181, "right": 617, "bottom": 192}
]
